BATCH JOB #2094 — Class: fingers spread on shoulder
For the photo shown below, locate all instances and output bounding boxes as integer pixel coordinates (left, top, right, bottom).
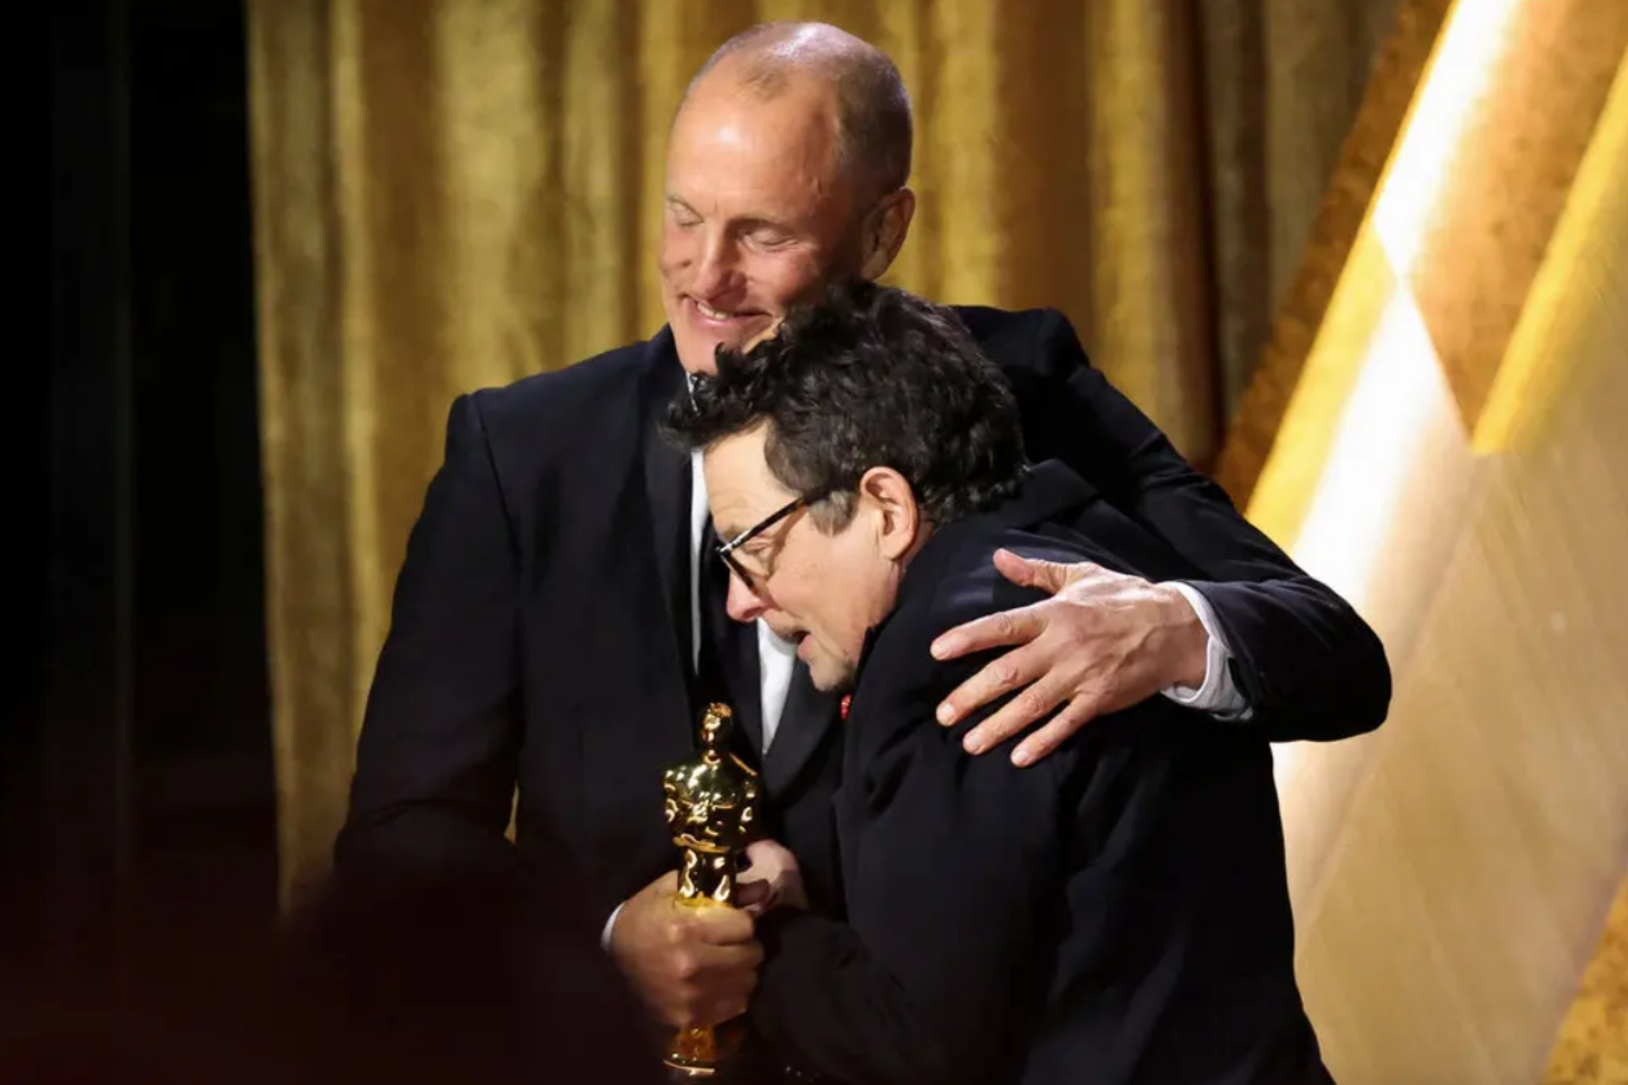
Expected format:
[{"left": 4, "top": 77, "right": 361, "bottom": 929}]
[
  {"left": 931, "top": 602, "right": 1044, "bottom": 662},
  {"left": 959, "top": 671, "right": 1073, "bottom": 756},
  {"left": 935, "top": 642, "right": 1046, "bottom": 727},
  {"left": 991, "top": 549, "right": 1089, "bottom": 593},
  {"left": 1011, "top": 697, "right": 1103, "bottom": 767}
]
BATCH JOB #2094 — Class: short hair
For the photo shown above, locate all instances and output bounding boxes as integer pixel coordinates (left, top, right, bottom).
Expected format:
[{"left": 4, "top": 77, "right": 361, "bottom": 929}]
[
  {"left": 685, "top": 22, "right": 913, "bottom": 197},
  {"left": 665, "top": 281, "right": 1027, "bottom": 530}
]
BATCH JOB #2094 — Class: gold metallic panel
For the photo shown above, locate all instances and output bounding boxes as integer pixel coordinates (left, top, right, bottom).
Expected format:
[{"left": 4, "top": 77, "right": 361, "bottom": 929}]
[
  {"left": 1545, "top": 877, "right": 1628, "bottom": 1085},
  {"left": 1215, "top": 0, "right": 1453, "bottom": 505},
  {"left": 1295, "top": 258, "right": 1628, "bottom": 1077},
  {"left": 1290, "top": 59, "right": 1628, "bottom": 1079},
  {"left": 1407, "top": 0, "right": 1628, "bottom": 434},
  {"left": 1479, "top": 54, "right": 1628, "bottom": 454}
]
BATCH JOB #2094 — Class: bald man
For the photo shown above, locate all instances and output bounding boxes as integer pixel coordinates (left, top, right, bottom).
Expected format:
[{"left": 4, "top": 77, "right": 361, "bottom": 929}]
[{"left": 337, "top": 20, "right": 1388, "bottom": 1066}]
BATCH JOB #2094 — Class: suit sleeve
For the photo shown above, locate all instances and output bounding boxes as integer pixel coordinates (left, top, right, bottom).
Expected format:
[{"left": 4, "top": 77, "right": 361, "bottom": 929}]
[
  {"left": 334, "top": 393, "right": 522, "bottom": 873},
  {"left": 1016, "top": 309, "right": 1391, "bottom": 742},
  {"left": 749, "top": 659, "right": 1061, "bottom": 1085}
]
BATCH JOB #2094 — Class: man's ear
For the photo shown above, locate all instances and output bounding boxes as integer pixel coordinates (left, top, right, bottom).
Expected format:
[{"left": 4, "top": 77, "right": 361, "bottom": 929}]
[
  {"left": 858, "top": 466, "right": 919, "bottom": 560},
  {"left": 859, "top": 188, "right": 916, "bottom": 281}
]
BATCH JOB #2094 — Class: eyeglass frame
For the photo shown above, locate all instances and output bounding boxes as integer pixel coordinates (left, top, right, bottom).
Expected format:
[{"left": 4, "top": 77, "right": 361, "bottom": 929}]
[{"left": 715, "top": 493, "right": 822, "bottom": 593}]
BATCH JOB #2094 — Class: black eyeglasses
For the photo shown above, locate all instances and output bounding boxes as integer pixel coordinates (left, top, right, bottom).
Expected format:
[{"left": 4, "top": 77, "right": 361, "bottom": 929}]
[{"left": 715, "top": 496, "right": 810, "bottom": 593}]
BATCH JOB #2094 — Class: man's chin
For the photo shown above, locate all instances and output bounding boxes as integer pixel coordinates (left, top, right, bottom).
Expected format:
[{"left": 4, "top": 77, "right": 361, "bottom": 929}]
[
  {"left": 673, "top": 333, "right": 721, "bottom": 376},
  {"left": 807, "top": 657, "right": 858, "bottom": 696},
  {"left": 672, "top": 316, "right": 776, "bottom": 373}
]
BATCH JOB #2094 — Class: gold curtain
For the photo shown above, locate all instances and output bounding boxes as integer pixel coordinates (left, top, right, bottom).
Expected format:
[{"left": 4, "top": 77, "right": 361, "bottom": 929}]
[
  {"left": 1197, "top": 0, "right": 1401, "bottom": 415},
  {"left": 248, "top": 0, "right": 1390, "bottom": 900}
]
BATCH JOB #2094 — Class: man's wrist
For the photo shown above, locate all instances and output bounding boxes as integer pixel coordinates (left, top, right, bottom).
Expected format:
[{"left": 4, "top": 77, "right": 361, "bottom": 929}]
[
  {"left": 1157, "top": 582, "right": 1211, "bottom": 690},
  {"left": 1157, "top": 582, "right": 1249, "bottom": 718}
]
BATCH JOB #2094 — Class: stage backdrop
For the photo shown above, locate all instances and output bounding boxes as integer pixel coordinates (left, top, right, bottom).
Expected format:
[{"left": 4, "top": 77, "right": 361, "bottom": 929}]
[
  {"left": 247, "top": 0, "right": 1395, "bottom": 902},
  {"left": 249, "top": 3, "right": 1628, "bottom": 1081}
]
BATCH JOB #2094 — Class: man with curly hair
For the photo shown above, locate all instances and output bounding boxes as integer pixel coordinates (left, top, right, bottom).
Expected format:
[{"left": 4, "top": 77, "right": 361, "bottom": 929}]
[{"left": 666, "top": 280, "right": 1332, "bottom": 1085}]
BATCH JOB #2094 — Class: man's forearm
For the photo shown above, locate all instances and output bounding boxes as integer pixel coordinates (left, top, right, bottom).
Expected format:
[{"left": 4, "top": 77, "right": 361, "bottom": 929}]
[
  {"left": 1185, "top": 577, "right": 1391, "bottom": 741},
  {"left": 1028, "top": 309, "right": 1389, "bottom": 739}
]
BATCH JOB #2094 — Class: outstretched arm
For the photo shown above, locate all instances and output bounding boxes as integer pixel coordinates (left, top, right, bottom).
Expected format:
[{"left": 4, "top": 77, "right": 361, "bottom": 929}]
[{"left": 937, "top": 309, "right": 1390, "bottom": 761}]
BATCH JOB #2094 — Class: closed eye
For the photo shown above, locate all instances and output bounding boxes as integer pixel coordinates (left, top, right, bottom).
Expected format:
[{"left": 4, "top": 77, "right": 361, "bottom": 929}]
[
  {"left": 666, "top": 197, "right": 702, "bottom": 229},
  {"left": 752, "top": 230, "right": 792, "bottom": 247},
  {"left": 739, "top": 219, "right": 796, "bottom": 249}
]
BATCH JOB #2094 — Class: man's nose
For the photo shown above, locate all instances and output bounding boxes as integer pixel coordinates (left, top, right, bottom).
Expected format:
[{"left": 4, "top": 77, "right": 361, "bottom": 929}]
[
  {"left": 693, "top": 232, "right": 741, "bottom": 297},
  {"left": 726, "top": 570, "right": 766, "bottom": 623}
]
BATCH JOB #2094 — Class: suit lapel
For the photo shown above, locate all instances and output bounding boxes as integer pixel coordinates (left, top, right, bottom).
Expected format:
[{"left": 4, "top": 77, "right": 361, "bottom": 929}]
[
  {"left": 764, "top": 659, "right": 840, "bottom": 795},
  {"left": 637, "top": 329, "right": 767, "bottom": 752},
  {"left": 639, "top": 328, "right": 694, "bottom": 687},
  {"left": 723, "top": 619, "right": 765, "bottom": 762},
  {"left": 695, "top": 517, "right": 766, "bottom": 760}
]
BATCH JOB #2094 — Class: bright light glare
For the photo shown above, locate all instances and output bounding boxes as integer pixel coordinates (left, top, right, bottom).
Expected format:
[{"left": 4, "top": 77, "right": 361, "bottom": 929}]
[
  {"left": 1271, "top": 290, "right": 1462, "bottom": 795},
  {"left": 1373, "top": 0, "right": 1524, "bottom": 276},
  {"left": 1264, "top": 0, "right": 1531, "bottom": 804},
  {"left": 1290, "top": 290, "right": 1461, "bottom": 612}
]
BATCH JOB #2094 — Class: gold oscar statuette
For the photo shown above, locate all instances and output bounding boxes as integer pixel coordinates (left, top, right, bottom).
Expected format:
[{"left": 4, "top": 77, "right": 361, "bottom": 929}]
[{"left": 661, "top": 703, "right": 761, "bottom": 1079}]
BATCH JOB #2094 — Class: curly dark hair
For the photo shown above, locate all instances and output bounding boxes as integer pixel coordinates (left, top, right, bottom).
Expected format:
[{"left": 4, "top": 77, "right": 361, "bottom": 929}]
[{"left": 665, "top": 280, "right": 1026, "bottom": 531}]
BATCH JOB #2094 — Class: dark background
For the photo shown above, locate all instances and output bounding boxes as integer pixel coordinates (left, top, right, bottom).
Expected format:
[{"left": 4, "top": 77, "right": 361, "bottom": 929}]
[{"left": 21, "top": 0, "right": 277, "bottom": 970}]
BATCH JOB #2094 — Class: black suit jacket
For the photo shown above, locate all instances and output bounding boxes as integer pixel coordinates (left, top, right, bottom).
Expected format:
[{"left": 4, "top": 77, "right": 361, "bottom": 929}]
[
  {"left": 336, "top": 307, "right": 1390, "bottom": 928},
  {"left": 750, "top": 461, "right": 1332, "bottom": 1085}
]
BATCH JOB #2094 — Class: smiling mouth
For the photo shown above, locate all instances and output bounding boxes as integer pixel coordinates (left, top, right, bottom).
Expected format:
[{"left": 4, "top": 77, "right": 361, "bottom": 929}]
[{"left": 691, "top": 297, "right": 765, "bottom": 324}]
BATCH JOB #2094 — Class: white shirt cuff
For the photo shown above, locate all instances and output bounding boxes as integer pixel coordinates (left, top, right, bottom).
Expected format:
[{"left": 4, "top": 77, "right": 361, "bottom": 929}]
[
  {"left": 1158, "top": 582, "right": 1251, "bottom": 720},
  {"left": 601, "top": 900, "right": 626, "bottom": 952}
]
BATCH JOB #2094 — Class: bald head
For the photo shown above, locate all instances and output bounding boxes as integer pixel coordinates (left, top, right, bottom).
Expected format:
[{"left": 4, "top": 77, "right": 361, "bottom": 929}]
[
  {"left": 682, "top": 22, "right": 913, "bottom": 200},
  {"left": 658, "top": 22, "right": 919, "bottom": 377}
]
